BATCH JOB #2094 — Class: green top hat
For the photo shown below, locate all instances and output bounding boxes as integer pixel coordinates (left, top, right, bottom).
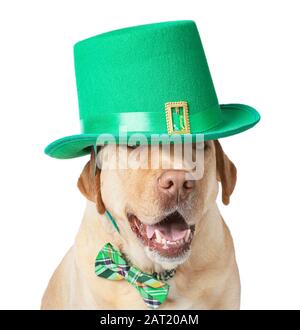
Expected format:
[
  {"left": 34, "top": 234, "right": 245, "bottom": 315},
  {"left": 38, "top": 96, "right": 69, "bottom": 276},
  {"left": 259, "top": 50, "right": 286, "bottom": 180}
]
[{"left": 45, "top": 20, "right": 260, "bottom": 159}]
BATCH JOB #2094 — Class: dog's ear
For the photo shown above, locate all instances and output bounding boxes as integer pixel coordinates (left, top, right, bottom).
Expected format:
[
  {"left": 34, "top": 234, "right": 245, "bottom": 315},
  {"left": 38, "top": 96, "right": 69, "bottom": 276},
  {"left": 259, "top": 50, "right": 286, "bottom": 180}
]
[
  {"left": 77, "top": 149, "right": 105, "bottom": 214},
  {"left": 213, "top": 140, "right": 237, "bottom": 205}
]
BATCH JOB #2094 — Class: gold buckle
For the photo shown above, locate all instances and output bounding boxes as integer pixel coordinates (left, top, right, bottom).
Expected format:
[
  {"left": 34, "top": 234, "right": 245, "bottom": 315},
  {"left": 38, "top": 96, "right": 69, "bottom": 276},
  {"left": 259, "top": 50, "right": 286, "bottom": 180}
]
[{"left": 165, "top": 101, "right": 190, "bottom": 134}]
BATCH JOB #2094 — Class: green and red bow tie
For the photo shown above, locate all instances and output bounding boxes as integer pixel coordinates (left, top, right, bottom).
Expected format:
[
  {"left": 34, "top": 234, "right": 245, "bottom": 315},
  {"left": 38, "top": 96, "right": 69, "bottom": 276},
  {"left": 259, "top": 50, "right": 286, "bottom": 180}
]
[{"left": 95, "top": 243, "right": 169, "bottom": 309}]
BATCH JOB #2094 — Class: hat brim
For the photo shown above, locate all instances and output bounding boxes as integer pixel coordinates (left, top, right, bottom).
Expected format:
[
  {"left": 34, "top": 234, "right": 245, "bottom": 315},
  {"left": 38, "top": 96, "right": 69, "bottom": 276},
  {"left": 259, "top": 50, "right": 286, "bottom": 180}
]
[{"left": 44, "top": 103, "right": 260, "bottom": 159}]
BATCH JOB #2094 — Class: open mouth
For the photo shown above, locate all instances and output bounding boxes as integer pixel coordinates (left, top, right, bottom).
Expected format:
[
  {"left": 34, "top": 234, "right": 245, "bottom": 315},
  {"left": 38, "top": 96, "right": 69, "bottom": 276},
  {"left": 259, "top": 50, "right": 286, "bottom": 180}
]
[{"left": 128, "top": 211, "right": 195, "bottom": 258}]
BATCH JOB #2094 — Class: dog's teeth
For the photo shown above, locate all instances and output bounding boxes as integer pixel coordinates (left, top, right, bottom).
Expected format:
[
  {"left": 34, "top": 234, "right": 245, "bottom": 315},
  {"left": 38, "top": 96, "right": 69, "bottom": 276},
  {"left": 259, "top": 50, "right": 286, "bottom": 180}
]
[
  {"left": 184, "top": 229, "right": 191, "bottom": 242},
  {"left": 161, "top": 238, "right": 166, "bottom": 245},
  {"left": 155, "top": 229, "right": 162, "bottom": 243}
]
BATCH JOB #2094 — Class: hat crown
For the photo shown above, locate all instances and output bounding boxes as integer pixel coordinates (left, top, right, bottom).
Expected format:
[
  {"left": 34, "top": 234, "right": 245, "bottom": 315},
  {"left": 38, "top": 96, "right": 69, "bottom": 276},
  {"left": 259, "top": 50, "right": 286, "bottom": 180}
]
[{"left": 74, "top": 20, "right": 220, "bottom": 135}]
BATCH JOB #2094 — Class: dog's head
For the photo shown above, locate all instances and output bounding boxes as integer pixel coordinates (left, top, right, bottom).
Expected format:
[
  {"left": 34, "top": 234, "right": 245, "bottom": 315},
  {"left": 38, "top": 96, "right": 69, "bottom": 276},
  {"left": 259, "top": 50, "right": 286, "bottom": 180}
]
[{"left": 77, "top": 140, "right": 236, "bottom": 269}]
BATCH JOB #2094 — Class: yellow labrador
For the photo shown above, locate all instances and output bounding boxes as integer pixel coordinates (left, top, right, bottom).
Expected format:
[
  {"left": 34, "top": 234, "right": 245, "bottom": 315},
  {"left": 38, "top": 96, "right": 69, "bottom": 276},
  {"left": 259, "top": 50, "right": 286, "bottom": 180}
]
[{"left": 41, "top": 140, "right": 240, "bottom": 309}]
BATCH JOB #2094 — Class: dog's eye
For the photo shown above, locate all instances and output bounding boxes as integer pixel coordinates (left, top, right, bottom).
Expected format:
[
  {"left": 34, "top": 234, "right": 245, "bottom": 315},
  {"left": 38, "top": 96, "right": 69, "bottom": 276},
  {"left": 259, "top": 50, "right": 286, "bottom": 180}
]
[{"left": 127, "top": 145, "right": 138, "bottom": 150}]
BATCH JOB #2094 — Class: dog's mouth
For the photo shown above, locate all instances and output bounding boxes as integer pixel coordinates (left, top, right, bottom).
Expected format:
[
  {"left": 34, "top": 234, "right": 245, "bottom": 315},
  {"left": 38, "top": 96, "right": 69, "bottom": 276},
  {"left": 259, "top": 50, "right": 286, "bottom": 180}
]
[{"left": 127, "top": 211, "right": 195, "bottom": 258}]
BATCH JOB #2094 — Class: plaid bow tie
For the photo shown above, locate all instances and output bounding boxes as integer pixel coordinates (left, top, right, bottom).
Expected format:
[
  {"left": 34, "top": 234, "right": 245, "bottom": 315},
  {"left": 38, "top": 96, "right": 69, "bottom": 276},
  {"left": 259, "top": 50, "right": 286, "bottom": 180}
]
[{"left": 95, "top": 243, "right": 169, "bottom": 309}]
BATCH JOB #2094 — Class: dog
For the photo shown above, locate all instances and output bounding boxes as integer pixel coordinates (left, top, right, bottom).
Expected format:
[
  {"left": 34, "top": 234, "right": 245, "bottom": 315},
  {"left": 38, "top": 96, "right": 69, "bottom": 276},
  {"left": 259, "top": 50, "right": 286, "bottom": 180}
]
[{"left": 41, "top": 139, "right": 240, "bottom": 309}]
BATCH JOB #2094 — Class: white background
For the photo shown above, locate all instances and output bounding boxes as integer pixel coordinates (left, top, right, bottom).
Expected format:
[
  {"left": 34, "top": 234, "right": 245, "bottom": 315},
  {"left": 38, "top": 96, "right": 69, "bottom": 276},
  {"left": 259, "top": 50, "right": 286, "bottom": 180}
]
[{"left": 0, "top": 0, "right": 299, "bottom": 310}]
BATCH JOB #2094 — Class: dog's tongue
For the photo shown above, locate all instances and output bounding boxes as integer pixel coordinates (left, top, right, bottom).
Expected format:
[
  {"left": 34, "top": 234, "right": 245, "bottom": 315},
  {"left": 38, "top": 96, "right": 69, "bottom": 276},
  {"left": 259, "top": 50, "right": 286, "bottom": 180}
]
[{"left": 146, "top": 222, "right": 188, "bottom": 241}]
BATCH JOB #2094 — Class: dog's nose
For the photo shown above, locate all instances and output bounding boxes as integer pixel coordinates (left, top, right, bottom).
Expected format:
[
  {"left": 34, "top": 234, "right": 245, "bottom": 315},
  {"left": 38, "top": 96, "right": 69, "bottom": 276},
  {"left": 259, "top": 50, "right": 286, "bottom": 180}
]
[{"left": 158, "top": 170, "right": 195, "bottom": 199}]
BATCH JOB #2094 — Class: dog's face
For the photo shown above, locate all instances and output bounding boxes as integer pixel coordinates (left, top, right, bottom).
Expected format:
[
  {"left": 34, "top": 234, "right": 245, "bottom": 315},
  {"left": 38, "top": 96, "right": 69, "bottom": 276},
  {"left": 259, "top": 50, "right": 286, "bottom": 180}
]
[{"left": 78, "top": 140, "right": 236, "bottom": 269}]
